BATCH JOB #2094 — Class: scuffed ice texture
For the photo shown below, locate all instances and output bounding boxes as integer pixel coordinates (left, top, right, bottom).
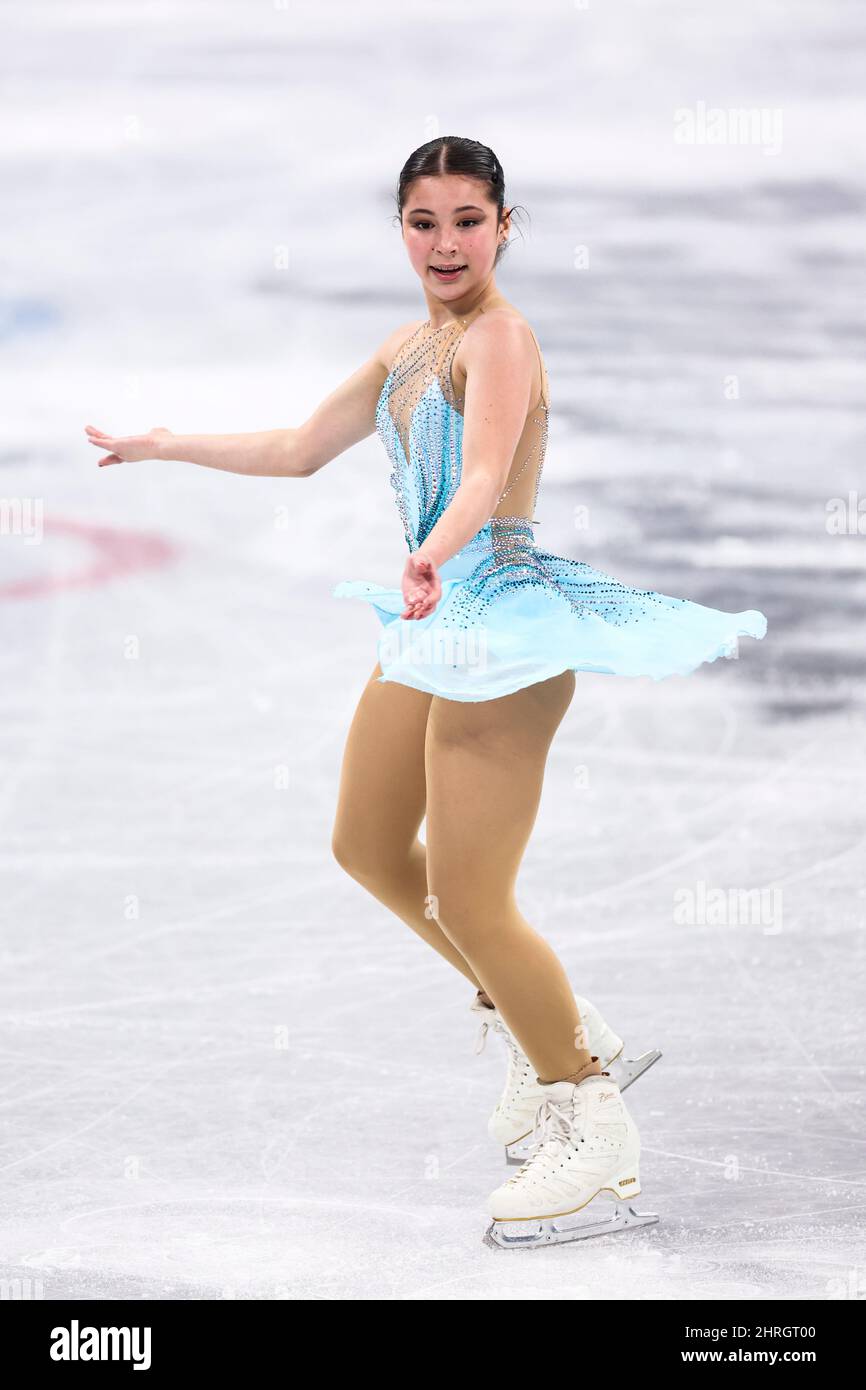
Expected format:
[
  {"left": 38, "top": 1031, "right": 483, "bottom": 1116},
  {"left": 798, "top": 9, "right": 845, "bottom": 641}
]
[{"left": 3, "top": 0, "right": 865, "bottom": 1306}]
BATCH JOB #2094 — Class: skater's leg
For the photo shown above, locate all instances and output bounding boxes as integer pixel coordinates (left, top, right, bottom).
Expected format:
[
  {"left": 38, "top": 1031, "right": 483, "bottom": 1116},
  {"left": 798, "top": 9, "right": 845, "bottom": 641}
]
[
  {"left": 331, "top": 662, "right": 486, "bottom": 989},
  {"left": 425, "top": 668, "right": 599, "bottom": 1084}
]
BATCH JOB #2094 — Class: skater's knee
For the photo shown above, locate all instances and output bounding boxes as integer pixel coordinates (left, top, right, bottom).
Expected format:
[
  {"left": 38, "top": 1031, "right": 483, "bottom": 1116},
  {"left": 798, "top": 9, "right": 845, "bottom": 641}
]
[
  {"left": 331, "top": 829, "right": 414, "bottom": 888},
  {"left": 430, "top": 888, "right": 511, "bottom": 949},
  {"left": 330, "top": 828, "right": 371, "bottom": 879}
]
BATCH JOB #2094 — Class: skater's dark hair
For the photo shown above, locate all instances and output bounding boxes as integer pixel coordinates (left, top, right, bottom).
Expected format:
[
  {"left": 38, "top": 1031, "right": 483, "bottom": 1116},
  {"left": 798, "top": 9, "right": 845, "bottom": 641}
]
[{"left": 392, "top": 136, "right": 527, "bottom": 267}]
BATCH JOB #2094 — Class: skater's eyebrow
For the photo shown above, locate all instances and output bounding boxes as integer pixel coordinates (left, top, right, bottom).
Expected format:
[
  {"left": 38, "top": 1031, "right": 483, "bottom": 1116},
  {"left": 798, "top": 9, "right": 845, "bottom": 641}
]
[{"left": 407, "top": 205, "right": 486, "bottom": 216}]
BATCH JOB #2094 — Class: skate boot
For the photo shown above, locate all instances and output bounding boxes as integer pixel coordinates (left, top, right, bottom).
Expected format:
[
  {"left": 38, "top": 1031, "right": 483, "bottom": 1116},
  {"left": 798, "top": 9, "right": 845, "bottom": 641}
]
[
  {"left": 483, "top": 1067, "right": 660, "bottom": 1249},
  {"left": 471, "top": 991, "right": 662, "bottom": 1165}
]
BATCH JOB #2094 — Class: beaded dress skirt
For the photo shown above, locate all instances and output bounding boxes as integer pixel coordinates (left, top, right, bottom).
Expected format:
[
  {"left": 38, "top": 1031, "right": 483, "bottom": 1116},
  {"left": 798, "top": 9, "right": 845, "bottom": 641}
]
[{"left": 333, "top": 317, "right": 767, "bottom": 703}]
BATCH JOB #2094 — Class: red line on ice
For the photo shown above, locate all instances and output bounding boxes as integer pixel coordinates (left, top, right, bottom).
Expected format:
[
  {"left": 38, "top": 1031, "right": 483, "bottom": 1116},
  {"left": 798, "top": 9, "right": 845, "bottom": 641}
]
[{"left": 0, "top": 518, "right": 179, "bottom": 600}]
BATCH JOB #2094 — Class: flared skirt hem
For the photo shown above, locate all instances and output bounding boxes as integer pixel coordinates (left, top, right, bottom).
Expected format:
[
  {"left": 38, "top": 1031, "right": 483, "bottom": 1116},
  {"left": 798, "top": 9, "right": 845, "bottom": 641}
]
[{"left": 332, "top": 573, "right": 768, "bottom": 702}]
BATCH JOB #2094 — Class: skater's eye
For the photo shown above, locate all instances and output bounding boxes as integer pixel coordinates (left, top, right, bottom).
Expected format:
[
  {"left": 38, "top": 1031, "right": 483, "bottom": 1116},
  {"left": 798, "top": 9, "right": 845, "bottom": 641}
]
[{"left": 410, "top": 219, "right": 481, "bottom": 230}]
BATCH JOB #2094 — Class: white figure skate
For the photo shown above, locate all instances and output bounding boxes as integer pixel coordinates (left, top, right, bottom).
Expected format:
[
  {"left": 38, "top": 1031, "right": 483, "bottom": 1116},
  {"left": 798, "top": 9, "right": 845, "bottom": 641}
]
[
  {"left": 483, "top": 1070, "right": 660, "bottom": 1249},
  {"left": 472, "top": 991, "right": 662, "bottom": 1165}
]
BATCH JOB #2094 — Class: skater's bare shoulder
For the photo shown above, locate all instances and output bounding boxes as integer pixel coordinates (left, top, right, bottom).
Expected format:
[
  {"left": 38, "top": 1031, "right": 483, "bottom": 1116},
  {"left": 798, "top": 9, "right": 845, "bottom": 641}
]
[{"left": 297, "top": 318, "right": 424, "bottom": 476}]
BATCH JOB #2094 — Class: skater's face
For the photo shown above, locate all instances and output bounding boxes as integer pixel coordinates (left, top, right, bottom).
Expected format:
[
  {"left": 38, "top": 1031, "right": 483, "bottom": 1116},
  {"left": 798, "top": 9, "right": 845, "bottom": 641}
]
[{"left": 401, "top": 174, "right": 507, "bottom": 303}]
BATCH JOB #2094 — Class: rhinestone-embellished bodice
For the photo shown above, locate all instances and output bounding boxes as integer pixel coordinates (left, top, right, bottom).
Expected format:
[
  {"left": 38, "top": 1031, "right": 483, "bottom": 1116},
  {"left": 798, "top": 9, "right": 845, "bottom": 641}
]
[
  {"left": 336, "top": 308, "right": 767, "bottom": 688},
  {"left": 376, "top": 313, "right": 550, "bottom": 566}
]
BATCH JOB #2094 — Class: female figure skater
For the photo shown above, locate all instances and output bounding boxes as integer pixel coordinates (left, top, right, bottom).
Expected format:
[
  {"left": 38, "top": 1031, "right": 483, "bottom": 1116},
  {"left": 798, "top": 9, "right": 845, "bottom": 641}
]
[{"left": 86, "top": 137, "right": 767, "bottom": 1250}]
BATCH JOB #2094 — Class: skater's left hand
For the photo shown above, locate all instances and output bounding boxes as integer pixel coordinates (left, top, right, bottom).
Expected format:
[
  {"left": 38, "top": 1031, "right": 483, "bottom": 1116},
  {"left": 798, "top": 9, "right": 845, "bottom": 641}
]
[
  {"left": 85, "top": 424, "right": 175, "bottom": 466},
  {"left": 400, "top": 550, "right": 441, "bottom": 620}
]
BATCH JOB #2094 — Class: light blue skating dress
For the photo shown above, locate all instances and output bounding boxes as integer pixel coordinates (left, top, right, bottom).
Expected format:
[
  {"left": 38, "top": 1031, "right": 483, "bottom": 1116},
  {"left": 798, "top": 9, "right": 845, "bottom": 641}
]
[{"left": 333, "top": 312, "right": 767, "bottom": 702}]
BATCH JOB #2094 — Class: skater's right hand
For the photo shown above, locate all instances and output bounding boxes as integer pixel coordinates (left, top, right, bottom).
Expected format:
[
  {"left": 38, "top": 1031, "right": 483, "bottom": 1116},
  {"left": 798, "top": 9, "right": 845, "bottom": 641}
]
[
  {"left": 400, "top": 549, "right": 441, "bottom": 620},
  {"left": 85, "top": 424, "right": 174, "bottom": 467}
]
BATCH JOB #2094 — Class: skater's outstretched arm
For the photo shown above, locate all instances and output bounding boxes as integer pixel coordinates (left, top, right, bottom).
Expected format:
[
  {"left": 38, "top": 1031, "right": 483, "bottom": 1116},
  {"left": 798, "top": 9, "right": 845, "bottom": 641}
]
[{"left": 84, "top": 319, "right": 421, "bottom": 477}]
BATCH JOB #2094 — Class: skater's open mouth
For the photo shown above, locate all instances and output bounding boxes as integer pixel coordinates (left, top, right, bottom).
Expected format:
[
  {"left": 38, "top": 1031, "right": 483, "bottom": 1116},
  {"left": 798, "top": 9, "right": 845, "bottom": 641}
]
[{"left": 430, "top": 264, "right": 466, "bottom": 279}]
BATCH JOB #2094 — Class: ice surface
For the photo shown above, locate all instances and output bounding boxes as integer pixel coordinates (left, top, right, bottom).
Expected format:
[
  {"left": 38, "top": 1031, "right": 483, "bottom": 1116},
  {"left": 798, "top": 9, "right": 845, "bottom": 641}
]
[{"left": 1, "top": 0, "right": 864, "bottom": 1301}]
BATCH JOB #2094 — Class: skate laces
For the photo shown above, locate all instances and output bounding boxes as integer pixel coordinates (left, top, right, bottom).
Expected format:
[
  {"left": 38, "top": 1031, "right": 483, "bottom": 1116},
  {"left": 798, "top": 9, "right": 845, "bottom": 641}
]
[
  {"left": 474, "top": 1013, "right": 531, "bottom": 1116},
  {"left": 474, "top": 1011, "right": 515, "bottom": 1057},
  {"left": 497, "top": 1029, "right": 529, "bottom": 1113},
  {"left": 514, "top": 1093, "right": 587, "bottom": 1176}
]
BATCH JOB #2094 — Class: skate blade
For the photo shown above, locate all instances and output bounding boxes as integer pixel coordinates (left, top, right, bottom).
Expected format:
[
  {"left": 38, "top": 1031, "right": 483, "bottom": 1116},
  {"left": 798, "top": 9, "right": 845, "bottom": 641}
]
[
  {"left": 606, "top": 1047, "right": 662, "bottom": 1092},
  {"left": 483, "top": 1198, "right": 660, "bottom": 1250},
  {"left": 505, "top": 1138, "right": 535, "bottom": 1166}
]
